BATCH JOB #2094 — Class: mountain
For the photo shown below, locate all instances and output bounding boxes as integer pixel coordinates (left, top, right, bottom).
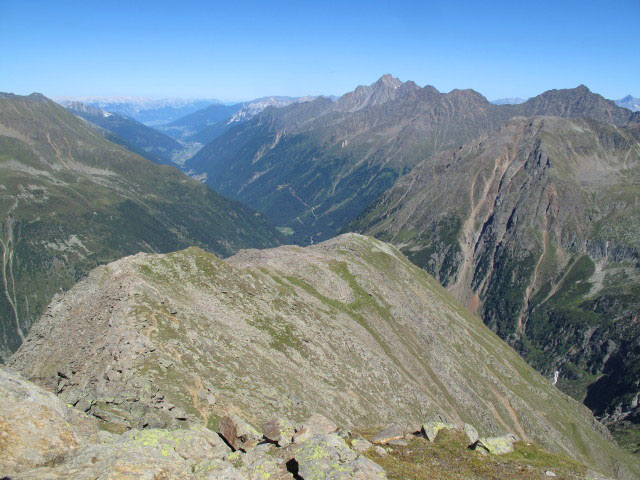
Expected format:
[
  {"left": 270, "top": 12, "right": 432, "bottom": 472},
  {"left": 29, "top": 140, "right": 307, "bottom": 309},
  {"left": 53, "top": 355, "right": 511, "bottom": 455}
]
[
  {"left": 616, "top": 95, "right": 640, "bottom": 112},
  {"left": 491, "top": 97, "right": 527, "bottom": 105},
  {"left": 349, "top": 116, "right": 640, "bottom": 443},
  {"left": 157, "top": 102, "right": 244, "bottom": 144},
  {"left": 159, "top": 96, "right": 325, "bottom": 146},
  {"left": 8, "top": 233, "right": 640, "bottom": 478},
  {"left": 65, "top": 101, "right": 186, "bottom": 165},
  {"left": 55, "top": 97, "right": 217, "bottom": 125},
  {"left": 188, "top": 76, "right": 639, "bottom": 245},
  {"left": 0, "top": 92, "right": 283, "bottom": 361}
]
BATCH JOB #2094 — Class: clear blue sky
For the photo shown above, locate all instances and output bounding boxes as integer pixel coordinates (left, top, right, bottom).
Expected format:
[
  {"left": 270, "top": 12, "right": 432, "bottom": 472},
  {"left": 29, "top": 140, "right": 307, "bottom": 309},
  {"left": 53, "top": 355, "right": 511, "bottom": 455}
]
[{"left": 1, "top": 0, "right": 638, "bottom": 101}]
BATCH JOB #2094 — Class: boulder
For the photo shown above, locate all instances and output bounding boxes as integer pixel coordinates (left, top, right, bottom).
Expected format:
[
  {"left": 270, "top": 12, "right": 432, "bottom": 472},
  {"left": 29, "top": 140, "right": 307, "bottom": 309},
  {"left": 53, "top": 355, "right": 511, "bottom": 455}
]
[
  {"left": 0, "top": 367, "right": 98, "bottom": 475},
  {"left": 374, "top": 446, "right": 388, "bottom": 457},
  {"left": 463, "top": 423, "right": 479, "bottom": 446},
  {"left": 351, "top": 436, "right": 373, "bottom": 453},
  {"left": 242, "top": 456, "right": 293, "bottom": 480},
  {"left": 263, "top": 418, "right": 296, "bottom": 446},
  {"left": 421, "top": 421, "right": 457, "bottom": 442},
  {"left": 293, "top": 413, "right": 337, "bottom": 443},
  {"left": 371, "top": 425, "right": 405, "bottom": 444},
  {"left": 293, "top": 433, "right": 387, "bottom": 479},
  {"left": 16, "top": 426, "right": 233, "bottom": 479},
  {"left": 220, "top": 414, "right": 263, "bottom": 451},
  {"left": 475, "top": 433, "right": 519, "bottom": 455}
]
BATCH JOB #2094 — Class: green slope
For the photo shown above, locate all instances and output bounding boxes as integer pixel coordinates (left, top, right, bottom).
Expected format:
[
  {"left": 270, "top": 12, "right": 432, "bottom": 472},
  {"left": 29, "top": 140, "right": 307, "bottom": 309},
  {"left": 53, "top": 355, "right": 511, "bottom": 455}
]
[{"left": 0, "top": 92, "right": 283, "bottom": 360}]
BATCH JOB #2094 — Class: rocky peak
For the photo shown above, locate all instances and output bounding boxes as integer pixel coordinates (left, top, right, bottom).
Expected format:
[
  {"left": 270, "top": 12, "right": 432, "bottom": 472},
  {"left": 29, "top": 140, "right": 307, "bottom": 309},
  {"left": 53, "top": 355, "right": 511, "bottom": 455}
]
[{"left": 335, "top": 74, "right": 412, "bottom": 112}]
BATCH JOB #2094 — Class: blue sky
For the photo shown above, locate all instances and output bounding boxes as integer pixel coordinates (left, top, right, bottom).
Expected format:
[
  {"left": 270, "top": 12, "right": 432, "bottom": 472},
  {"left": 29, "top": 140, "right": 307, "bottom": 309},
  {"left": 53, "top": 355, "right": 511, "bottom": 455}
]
[{"left": 1, "top": 0, "right": 638, "bottom": 101}]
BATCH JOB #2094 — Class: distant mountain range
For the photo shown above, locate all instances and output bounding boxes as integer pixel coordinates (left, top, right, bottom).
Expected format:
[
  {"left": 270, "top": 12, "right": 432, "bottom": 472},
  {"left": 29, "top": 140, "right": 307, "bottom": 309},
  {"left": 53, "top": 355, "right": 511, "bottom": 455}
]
[
  {"left": 490, "top": 97, "right": 528, "bottom": 105},
  {"left": 158, "top": 95, "right": 329, "bottom": 146},
  {"left": 187, "top": 76, "right": 639, "bottom": 245},
  {"left": 64, "top": 101, "right": 187, "bottom": 165},
  {"left": 616, "top": 95, "right": 640, "bottom": 112},
  {"left": 0, "top": 92, "right": 282, "bottom": 361},
  {"left": 54, "top": 96, "right": 217, "bottom": 126}
]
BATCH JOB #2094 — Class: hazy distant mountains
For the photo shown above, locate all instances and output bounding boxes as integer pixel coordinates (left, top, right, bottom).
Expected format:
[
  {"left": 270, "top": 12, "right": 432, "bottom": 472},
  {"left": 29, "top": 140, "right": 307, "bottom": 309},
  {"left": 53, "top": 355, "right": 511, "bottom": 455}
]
[
  {"left": 490, "top": 97, "right": 528, "bottom": 105},
  {"left": 158, "top": 96, "right": 329, "bottom": 145},
  {"left": 65, "top": 101, "right": 186, "bottom": 165},
  {"left": 615, "top": 95, "right": 640, "bottom": 112},
  {"left": 55, "top": 97, "right": 217, "bottom": 125},
  {"left": 492, "top": 95, "right": 640, "bottom": 111}
]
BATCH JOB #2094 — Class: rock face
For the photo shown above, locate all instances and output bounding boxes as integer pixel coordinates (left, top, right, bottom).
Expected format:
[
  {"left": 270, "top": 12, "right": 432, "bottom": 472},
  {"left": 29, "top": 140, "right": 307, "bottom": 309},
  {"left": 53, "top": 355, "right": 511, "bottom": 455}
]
[
  {"left": 263, "top": 418, "right": 296, "bottom": 446},
  {"left": 0, "top": 367, "right": 98, "bottom": 474},
  {"left": 350, "top": 116, "right": 640, "bottom": 431},
  {"left": 0, "top": 93, "right": 283, "bottom": 361},
  {"left": 7, "top": 233, "right": 640, "bottom": 478}
]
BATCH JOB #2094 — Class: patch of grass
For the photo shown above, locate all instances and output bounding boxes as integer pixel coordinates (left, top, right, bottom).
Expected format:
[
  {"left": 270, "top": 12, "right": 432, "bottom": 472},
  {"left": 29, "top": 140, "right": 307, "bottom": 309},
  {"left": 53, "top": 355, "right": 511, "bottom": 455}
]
[
  {"left": 276, "top": 226, "right": 294, "bottom": 236},
  {"left": 362, "top": 429, "right": 587, "bottom": 480}
]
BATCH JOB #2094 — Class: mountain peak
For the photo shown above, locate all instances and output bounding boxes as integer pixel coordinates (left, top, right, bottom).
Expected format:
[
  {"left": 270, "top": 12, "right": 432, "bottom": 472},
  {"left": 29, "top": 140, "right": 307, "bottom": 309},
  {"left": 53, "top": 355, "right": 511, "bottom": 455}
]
[
  {"left": 27, "top": 92, "right": 50, "bottom": 103},
  {"left": 374, "top": 73, "right": 402, "bottom": 89}
]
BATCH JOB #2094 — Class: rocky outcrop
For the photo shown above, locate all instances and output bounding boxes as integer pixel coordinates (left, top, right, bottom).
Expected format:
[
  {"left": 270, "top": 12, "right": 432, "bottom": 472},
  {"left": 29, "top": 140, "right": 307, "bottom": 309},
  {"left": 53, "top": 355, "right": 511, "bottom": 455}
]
[
  {"left": 0, "top": 368, "right": 98, "bottom": 474},
  {"left": 293, "top": 433, "right": 387, "bottom": 479},
  {"left": 476, "top": 433, "right": 519, "bottom": 455},
  {"left": 220, "top": 414, "right": 263, "bottom": 451}
]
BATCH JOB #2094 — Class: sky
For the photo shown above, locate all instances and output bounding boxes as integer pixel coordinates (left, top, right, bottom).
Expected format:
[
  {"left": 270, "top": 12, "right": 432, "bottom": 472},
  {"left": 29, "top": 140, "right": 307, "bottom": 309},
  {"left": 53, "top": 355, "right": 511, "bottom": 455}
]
[{"left": 1, "top": 0, "right": 638, "bottom": 102}]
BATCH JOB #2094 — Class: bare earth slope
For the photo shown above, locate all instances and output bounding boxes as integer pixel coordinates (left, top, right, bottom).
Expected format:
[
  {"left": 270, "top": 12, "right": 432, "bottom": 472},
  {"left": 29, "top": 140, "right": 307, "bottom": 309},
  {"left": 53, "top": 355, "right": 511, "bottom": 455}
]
[{"left": 8, "top": 233, "right": 640, "bottom": 478}]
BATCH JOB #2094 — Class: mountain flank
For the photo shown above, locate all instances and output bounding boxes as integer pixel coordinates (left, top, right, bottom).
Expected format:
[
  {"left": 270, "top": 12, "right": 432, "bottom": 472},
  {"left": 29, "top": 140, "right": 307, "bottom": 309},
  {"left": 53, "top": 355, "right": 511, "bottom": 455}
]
[
  {"left": 8, "top": 233, "right": 640, "bottom": 478},
  {"left": 65, "top": 101, "right": 187, "bottom": 165},
  {"left": 349, "top": 116, "right": 640, "bottom": 441},
  {"left": 188, "top": 76, "right": 639, "bottom": 244},
  {"left": 0, "top": 92, "right": 283, "bottom": 361}
]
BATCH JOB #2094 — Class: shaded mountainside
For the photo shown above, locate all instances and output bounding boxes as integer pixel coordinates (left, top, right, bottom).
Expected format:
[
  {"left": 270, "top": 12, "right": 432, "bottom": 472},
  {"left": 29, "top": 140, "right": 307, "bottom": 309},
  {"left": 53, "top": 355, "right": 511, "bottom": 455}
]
[
  {"left": 188, "top": 76, "right": 639, "bottom": 245},
  {"left": 349, "top": 117, "right": 640, "bottom": 438},
  {"left": 0, "top": 92, "right": 283, "bottom": 361},
  {"left": 157, "top": 102, "right": 244, "bottom": 144},
  {"left": 65, "top": 101, "right": 187, "bottom": 165},
  {"left": 8, "top": 233, "right": 640, "bottom": 478}
]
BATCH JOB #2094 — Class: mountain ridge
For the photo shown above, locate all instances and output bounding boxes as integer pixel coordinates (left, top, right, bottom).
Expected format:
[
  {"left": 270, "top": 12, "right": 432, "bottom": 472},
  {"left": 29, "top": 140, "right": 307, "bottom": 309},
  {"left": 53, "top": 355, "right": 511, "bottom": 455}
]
[
  {"left": 188, "top": 76, "right": 639, "bottom": 245},
  {"left": 8, "top": 232, "right": 640, "bottom": 478}
]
